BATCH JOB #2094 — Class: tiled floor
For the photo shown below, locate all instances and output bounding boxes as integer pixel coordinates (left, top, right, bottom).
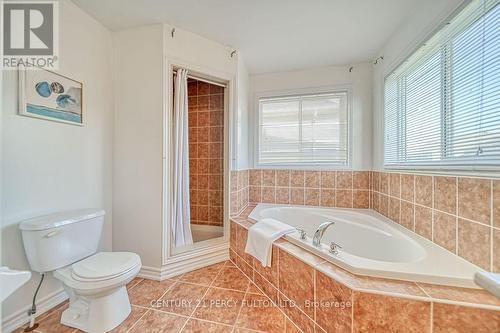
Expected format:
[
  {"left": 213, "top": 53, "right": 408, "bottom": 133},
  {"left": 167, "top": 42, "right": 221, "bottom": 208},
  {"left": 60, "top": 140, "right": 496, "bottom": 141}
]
[{"left": 14, "top": 261, "right": 299, "bottom": 333}]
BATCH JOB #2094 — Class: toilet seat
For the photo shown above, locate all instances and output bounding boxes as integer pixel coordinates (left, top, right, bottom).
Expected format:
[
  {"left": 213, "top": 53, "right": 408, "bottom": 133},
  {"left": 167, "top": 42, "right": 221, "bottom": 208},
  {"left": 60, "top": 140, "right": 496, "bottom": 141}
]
[
  {"left": 53, "top": 252, "right": 141, "bottom": 333},
  {"left": 54, "top": 252, "right": 141, "bottom": 295},
  {"left": 72, "top": 252, "right": 140, "bottom": 282}
]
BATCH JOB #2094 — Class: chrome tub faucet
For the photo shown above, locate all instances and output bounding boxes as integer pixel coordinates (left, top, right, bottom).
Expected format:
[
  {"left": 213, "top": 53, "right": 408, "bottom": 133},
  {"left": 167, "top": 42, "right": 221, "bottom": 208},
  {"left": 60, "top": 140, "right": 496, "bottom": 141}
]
[{"left": 312, "top": 221, "right": 335, "bottom": 246}]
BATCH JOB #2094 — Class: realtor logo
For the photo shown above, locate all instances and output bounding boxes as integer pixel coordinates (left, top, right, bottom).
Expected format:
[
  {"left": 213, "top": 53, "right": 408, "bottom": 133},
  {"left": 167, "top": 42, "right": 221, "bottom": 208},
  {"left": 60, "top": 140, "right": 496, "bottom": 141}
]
[{"left": 1, "top": 1, "right": 58, "bottom": 69}]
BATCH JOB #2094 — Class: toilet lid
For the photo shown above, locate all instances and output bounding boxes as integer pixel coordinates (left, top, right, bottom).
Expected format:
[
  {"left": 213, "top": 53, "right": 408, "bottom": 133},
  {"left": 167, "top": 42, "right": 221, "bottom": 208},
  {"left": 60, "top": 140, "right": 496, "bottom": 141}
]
[{"left": 72, "top": 252, "right": 141, "bottom": 281}]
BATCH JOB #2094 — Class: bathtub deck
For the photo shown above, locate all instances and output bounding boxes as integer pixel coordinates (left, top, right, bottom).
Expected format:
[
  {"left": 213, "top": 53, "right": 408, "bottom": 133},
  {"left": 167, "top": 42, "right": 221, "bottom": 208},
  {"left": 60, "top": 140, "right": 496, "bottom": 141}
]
[{"left": 229, "top": 204, "right": 500, "bottom": 333}]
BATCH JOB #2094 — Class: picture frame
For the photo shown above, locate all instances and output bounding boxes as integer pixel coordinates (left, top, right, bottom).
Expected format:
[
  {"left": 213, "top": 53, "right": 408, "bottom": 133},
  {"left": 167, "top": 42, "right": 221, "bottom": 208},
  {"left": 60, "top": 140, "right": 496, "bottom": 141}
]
[{"left": 18, "top": 66, "right": 83, "bottom": 125}]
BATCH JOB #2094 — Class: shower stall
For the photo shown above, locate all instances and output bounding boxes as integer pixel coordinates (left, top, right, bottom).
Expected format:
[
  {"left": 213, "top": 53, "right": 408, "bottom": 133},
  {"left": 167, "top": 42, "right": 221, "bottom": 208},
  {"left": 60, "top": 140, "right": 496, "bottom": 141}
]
[
  {"left": 185, "top": 77, "right": 225, "bottom": 242},
  {"left": 166, "top": 63, "right": 230, "bottom": 262}
]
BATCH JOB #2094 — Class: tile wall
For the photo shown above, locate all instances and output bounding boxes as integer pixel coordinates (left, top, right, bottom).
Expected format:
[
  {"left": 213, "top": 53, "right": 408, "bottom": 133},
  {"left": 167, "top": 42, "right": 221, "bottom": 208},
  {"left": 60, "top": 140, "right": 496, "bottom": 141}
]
[
  {"left": 229, "top": 168, "right": 499, "bottom": 273},
  {"left": 188, "top": 79, "right": 224, "bottom": 226},
  {"left": 246, "top": 169, "right": 371, "bottom": 209},
  {"left": 230, "top": 170, "right": 249, "bottom": 216},
  {"left": 371, "top": 171, "right": 500, "bottom": 272}
]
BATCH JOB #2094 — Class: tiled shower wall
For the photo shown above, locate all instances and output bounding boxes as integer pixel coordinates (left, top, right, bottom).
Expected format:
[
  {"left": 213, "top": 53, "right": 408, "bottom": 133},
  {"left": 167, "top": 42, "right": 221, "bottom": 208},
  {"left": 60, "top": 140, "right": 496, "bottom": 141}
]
[
  {"left": 230, "top": 168, "right": 499, "bottom": 273},
  {"left": 188, "top": 79, "right": 224, "bottom": 226},
  {"left": 371, "top": 171, "right": 500, "bottom": 273}
]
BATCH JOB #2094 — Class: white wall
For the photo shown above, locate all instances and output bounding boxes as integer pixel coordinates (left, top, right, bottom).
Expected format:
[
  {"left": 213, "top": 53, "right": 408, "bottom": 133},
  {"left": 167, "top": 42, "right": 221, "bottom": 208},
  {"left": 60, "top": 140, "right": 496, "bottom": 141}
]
[
  {"left": 0, "top": 32, "right": 4, "bottom": 331},
  {"left": 1, "top": 0, "right": 113, "bottom": 326},
  {"left": 112, "top": 24, "right": 239, "bottom": 270},
  {"left": 249, "top": 63, "right": 373, "bottom": 170},
  {"left": 372, "top": 0, "right": 465, "bottom": 169},
  {"left": 163, "top": 24, "right": 237, "bottom": 76},
  {"left": 112, "top": 25, "right": 164, "bottom": 268},
  {"left": 235, "top": 55, "right": 250, "bottom": 170},
  {"left": 163, "top": 23, "right": 239, "bottom": 168}
]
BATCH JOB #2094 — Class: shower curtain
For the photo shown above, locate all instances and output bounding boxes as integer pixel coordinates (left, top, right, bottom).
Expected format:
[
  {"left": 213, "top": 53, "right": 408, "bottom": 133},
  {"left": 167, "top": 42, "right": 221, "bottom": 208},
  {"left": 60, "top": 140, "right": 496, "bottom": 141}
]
[{"left": 172, "top": 68, "right": 193, "bottom": 247}]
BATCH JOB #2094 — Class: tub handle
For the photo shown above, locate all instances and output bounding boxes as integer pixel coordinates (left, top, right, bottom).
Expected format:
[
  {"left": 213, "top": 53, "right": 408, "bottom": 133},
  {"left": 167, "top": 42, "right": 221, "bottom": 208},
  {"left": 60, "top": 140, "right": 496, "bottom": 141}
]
[
  {"left": 329, "top": 241, "right": 342, "bottom": 255},
  {"left": 295, "top": 228, "right": 307, "bottom": 240}
]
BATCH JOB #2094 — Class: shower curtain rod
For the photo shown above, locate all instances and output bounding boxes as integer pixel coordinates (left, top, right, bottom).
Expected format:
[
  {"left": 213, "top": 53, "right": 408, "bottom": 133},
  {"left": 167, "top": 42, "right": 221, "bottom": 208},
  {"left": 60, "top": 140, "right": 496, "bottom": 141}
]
[{"left": 172, "top": 69, "right": 227, "bottom": 88}]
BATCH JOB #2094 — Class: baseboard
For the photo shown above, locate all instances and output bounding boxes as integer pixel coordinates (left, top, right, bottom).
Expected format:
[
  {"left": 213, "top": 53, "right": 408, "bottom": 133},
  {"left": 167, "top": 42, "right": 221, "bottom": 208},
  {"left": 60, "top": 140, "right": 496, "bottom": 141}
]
[
  {"left": 161, "top": 246, "right": 229, "bottom": 279},
  {"left": 139, "top": 245, "right": 229, "bottom": 281},
  {"left": 138, "top": 265, "right": 162, "bottom": 280},
  {"left": 1, "top": 288, "right": 68, "bottom": 333},
  {"left": 4, "top": 245, "right": 229, "bottom": 331}
]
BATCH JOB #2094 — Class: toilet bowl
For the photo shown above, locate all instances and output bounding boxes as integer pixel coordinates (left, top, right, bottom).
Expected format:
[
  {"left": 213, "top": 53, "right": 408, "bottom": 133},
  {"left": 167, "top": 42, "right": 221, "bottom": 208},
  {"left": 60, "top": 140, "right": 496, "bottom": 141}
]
[
  {"left": 19, "top": 209, "right": 142, "bottom": 333},
  {"left": 54, "top": 252, "right": 141, "bottom": 332}
]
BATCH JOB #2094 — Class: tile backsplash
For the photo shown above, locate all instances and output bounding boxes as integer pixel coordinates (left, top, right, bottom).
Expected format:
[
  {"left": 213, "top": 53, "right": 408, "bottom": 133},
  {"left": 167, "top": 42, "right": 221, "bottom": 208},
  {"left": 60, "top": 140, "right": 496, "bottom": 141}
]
[
  {"left": 230, "top": 168, "right": 500, "bottom": 273},
  {"left": 246, "top": 169, "right": 370, "bottom": 209},
  {"left": 371, "top": 171, "right": 500, "bottom": 272},
  {"left": 230, "top": 170, "right": 249, "bottom": 216}
]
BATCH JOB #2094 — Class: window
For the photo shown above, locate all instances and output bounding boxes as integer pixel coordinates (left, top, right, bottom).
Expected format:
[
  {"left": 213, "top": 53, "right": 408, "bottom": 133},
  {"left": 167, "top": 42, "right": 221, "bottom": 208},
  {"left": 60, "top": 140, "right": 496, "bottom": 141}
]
[
  {"left": 384, "top": 0, "right": 500, "bottom": 168},
  {"left": 257, "top": 91, "right": 349, "bottom": 166}
]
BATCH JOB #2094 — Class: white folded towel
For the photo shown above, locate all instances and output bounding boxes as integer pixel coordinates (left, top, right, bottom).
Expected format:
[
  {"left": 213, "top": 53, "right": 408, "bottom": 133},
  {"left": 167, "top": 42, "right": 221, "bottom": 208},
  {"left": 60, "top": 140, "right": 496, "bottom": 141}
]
[{"left": 244, "top": 218, "right": 295, "bottom": 267}]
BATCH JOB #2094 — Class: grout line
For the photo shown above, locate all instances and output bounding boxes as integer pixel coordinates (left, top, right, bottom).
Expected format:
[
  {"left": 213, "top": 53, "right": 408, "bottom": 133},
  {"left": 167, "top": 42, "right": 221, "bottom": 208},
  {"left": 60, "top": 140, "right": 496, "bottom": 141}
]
[
  {"left": 125, "top": 308, "right": 151, "bottom": 333},
  {"left": 133, "top": 304, "right": 255, "bottom": 329},
  {"left": 183, "top": 316, "right": 235, "bottom": 329},
  {"left": 430, "top": 301, "right": 434, "bottom": 333},
  {"left": 490, "top": 180, "right": 494, "bottom": 272},
  {"left": 231, "top": 287, "right": 247, "bottom": 331},
  {"left": 179, "top": 261, "right": 226, "bottom": 331},
  {"left": 286, "top": 316, "right": 304, "bottom": 333},
  {"left": 345, "top": 286, "right": 432, "bottom": 303},
  {"left": 351, "top": 172, "right": 354, "bottom": 208},
  {"left": 415, "top": 282, "right": 432, "bottom": 298},
  {"left": 175, "top": 278, "right": 249, "bottom": 294},
  {"left": 313, "top": 269, "right": 317, "bottom": 324},
  {"left": 277, "top": 246, "right": 280, "bottom": 290},
  {"left": 351, "top": 291, "right": 354, "bottom": 333},
  {"left": 421, "top": 297, "right": 500, "bottom": 312},
  {"left": 126, "top": 277, "right": 144, "bottom": 291},
  {"left": 231, "top": 251, "right": 305, "bottom": 333},
  {"left": 373, "top": 189, "right": 499, "bottom": 230},
  {"left": 490, "top": 226, "right": 494, "bottom": 273},
  {"left": 431, "top": 176, "right": 435, "bottom": 241},
  {"left": 453, "top": 177, "right": 458, "bottom": 252},
  {"left": 279, "top": 289, "right": 317, "bottom": 328}
]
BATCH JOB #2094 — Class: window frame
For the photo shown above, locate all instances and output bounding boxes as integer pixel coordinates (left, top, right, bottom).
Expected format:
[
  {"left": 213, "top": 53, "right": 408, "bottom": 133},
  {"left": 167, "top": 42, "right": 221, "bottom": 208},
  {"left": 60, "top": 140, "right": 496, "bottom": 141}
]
[
  {"left": 382, "top": 0, "right": 500, "bottom": 172},
  {"left": 253, "top": 86, "right": 353, "bottom": 170}
]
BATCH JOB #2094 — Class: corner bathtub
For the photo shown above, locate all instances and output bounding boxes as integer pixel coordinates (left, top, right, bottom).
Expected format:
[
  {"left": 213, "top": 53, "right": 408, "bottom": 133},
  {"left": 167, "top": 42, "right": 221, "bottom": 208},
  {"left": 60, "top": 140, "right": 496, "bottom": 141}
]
[{"left": 248, "top": 204, "right": 482, "bottom": 288}]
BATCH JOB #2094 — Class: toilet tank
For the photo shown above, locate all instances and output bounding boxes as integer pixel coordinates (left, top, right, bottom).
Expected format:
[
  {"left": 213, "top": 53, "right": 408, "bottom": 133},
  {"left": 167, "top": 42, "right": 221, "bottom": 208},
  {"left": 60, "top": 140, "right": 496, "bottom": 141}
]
[{"left": 19, "top": 209, "right": 105, "bottom": 273}]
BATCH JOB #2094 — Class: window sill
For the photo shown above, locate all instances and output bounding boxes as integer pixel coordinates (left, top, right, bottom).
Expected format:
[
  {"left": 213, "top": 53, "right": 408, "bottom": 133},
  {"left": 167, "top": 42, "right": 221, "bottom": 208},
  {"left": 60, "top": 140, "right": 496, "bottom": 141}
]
[
  {"left": 383, "top": 164, "right": 500, "bottom": 178},
  {"left": 255, "top": 163, "right": 352, "bottom": 171}
]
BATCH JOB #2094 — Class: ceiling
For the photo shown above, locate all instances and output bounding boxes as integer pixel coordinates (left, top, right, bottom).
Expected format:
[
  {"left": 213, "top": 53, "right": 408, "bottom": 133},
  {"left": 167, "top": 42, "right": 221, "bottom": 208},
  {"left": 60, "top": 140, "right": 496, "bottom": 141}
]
[{"left": 72, "top": 0, "right": 419, "bottom": 74}]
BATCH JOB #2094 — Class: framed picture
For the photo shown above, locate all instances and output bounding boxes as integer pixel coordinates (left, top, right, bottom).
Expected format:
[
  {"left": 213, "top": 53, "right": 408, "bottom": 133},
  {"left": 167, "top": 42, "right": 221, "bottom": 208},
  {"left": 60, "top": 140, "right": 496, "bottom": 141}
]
[{"left": 18, "top": 66, "right": 83, "bottom": 125}]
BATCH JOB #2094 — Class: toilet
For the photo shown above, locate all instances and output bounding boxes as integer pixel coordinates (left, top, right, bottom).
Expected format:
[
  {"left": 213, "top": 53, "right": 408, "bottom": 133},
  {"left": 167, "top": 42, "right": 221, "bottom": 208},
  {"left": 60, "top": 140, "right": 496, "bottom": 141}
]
[{"left": 19, "top": 209, "right": 141, "bottom": 333}]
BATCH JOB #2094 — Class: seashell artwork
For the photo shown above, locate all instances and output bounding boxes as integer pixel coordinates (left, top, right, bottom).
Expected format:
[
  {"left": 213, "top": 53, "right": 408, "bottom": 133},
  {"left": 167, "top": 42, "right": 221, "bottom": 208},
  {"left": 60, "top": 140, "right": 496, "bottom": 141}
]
[
  {"left": 50, "top": 82, "right": 64, "bottom": 93},
  {"left": 35, "top": 81, "right": 51, "bottom": 97},
  {"left": 56, "top": 94, "right": 77, "bottom": 108},
  {"left": 19, "top": 67, "right": 83, "bottom": 125}
]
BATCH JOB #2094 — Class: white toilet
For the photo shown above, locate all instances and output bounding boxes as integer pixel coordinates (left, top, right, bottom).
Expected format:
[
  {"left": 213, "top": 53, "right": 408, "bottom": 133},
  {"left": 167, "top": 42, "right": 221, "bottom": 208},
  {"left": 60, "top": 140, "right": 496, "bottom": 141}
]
[{"left": 19, "top": 209, "right": 141, "bottom": 333}]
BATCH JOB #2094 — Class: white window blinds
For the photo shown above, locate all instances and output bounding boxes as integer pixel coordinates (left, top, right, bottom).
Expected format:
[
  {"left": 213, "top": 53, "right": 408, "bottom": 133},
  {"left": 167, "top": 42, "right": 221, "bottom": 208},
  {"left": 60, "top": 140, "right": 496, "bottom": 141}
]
[
  {"left": 258, "top": 92, "right": 349, "bottom": 166},
  {"left": 384, "top": 0, "right": 500, "bottom": 168}
]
